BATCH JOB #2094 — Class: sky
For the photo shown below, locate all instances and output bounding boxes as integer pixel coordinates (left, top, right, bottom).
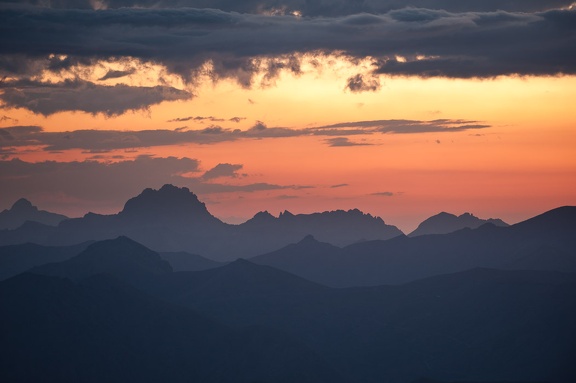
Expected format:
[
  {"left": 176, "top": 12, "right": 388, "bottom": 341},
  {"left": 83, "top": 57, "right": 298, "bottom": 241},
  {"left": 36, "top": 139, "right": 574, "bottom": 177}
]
[{"left": 0, "top": 0, "right": 575, "bottom": 232}]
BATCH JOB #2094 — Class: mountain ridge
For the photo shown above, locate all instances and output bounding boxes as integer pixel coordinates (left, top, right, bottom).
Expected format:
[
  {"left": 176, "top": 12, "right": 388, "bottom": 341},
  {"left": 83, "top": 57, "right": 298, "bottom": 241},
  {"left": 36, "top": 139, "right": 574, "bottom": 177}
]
[
  {"left": 0, "top": 184, "right": 403, "bottom": 260},
  {"left": 409, "top": 211, "right": 508, "bottom": 237},
  {"left": 250, "top": 206, "right": 576, "bottom": 287},
  {"left": 0, "top": 198, "right": 68, "bottom": 230}
]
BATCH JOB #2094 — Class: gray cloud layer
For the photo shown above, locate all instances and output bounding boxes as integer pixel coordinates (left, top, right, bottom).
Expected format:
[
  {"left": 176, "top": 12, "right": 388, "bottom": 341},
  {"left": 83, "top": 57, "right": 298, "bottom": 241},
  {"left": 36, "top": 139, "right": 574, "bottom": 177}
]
[
  {"left": 0, "top": 4, "right": 574, "bottom": 84},
  {"left": 0, "top": 79, "right": 191, "bottom": 116},
  {"left": 202, "top": 163, "right": 245, "bottom": 180},
  {"left": 0, "top": 119, "right": 489, "bottom": 151},
  {"left": 0, "top": 156, "right": 305, "bottom": 210}
]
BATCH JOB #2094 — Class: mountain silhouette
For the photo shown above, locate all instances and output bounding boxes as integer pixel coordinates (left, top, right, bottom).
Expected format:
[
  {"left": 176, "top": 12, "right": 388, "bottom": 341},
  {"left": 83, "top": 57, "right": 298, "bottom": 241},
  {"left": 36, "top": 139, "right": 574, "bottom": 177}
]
[
  {"left": 251, "top": 206, "right": 576, "bottom": 287},
  {"left": 0, "top": 272, "right": 342, "bottom": 383},
  {"left": 0, "top": 241, "right": 221, "bottom": 280},
  {"left": 119, "top": 184, "right": 222, "bottom": 226},
  {"left": 32, "top": 236, "right": 173, "bottom": 286},
  {"left": 0, "top": 198, "right": 68, "bottom": 230},
  {"left": 158, "top": 251, "right": 223, "bottom": 271},
  {"left": 143, "top": 258, "right": 576, "bottom": 383},
  {"left": 0, "top": 241, "right": 92, "bottom": 281},
  {"left": 409, "top": 211, "right": 508, "bottom": 237},
  {"left": 251, "top": 235, "right": 347, "bottom": 283},
  {"left": 0, "top": 185, "right": 403, "bottom": 260},
  {"left": 3, "top": 236, "right": 574, "bottom": 383}
]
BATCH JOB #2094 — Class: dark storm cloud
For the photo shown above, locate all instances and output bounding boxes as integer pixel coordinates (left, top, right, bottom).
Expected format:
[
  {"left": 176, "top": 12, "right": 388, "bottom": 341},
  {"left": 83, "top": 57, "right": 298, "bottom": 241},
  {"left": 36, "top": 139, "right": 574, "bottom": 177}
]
[
  {"left": 0, "top": 156, "right": 306, "bottom": 209},
  {"left": 0, "top": 119, "right": 489, "bottom": 151},
  {"left": 0, "top": 4, "right": 574, "bottom": 86},
  {"left": 202, "top": 163, "right": 244, "bottom": 180},
  {"left": 0, "top": 79, "right": 191, "bottom": 116}
]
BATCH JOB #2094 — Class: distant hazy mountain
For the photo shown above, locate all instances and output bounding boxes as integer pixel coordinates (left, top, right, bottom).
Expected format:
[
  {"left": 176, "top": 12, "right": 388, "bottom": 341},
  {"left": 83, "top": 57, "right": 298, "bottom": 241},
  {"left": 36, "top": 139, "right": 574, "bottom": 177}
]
[
  {"left": 251, "top": 235, "right": 346, "bottom": 283},
  {"left": 0, "top": 241, "right": 92, "bottom": 281},
  {"left": 158, "top": 251, "right": 223, "bottom": 272},
  {"left": 239, "top": 208, "right": 403, "bottom": 248},
  {"left": 0, "top": 184, "right": 403, "bottom": 260},
  {"left": 0, "top": 241, "right": 221, "bottom": 281},
  {"left": 10, "top": 236, "right": 576, "bottom": 383},
  {"left": 0, "top": 198, "right": 68, "bottom": 230},
  {"left": 409, "top": 211, "right": 508, "bottom": 237},
  {"left": 251, "top": 206, "right": 576, "bottom": 287},
  {"left": 32, "top": 236, "right": 173, "bottom": 286}
]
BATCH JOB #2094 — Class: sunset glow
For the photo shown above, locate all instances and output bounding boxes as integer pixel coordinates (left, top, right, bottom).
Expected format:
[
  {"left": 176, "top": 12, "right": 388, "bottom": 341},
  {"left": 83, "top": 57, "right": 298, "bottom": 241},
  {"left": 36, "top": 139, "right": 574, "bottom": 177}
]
[{"left": 1, "top": 1, "right": 575, "bottom": 232}]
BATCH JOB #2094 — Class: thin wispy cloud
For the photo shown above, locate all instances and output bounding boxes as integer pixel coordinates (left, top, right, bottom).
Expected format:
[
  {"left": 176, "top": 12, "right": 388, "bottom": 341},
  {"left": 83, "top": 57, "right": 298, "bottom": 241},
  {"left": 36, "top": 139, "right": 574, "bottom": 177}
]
[{"left": 0, "top": 119, "right": 490, "bottom": 153}]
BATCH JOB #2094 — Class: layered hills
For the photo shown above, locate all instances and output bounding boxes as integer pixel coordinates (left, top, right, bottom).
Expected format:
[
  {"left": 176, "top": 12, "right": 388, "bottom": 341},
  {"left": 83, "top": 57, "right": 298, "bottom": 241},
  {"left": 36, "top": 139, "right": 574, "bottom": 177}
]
[{"left": 2, "top": 236, "right": 573, "bottom": 383}]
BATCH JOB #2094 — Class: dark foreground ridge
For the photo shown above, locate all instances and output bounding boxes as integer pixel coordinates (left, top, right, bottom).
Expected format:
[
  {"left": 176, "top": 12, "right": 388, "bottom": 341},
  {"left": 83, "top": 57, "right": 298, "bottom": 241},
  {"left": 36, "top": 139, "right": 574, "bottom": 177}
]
[{"left": 1, "top": 236, "right": 575, "bottom": 383}]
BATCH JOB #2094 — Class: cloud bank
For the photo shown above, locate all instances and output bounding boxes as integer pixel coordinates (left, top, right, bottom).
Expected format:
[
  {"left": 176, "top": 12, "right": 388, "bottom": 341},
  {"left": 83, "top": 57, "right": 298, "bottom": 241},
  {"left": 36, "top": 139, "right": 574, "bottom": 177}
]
[
  {"left": 0, "top": 4, "right": 574, "bottom": 84},
  {"left": 0, "top": 156, "right": 308, "bottom": 211},
  {"left": 0, "top": 119, "right": 490, "bottom": 152}
]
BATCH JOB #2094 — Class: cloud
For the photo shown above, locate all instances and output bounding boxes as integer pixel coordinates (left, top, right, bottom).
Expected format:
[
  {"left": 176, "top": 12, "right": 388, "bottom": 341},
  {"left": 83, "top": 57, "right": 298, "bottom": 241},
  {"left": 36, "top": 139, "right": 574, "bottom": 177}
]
[
  {"left": 202, "top": 163, "right": 244, "bottom": 180},
  {"left": 0, "top": 114, "right": 18, "bottom": 123},
  {"left": 371, "top": 191, "right": 395, "bottom": 197},
  {"left": 316, "top": 119, "right": 491, "bottom": 134},
  {"left": 98, "top": 68, "right": 135, "bottom": 81},
  {"left": 276, "top": 194, "right": 298, "bottom": 199},
  {"left": 0, "top": 119, "right": 490, "bottom": 153},
  {"left": 345, "top": 74, "right": 380, "bottom": 93},
  {"left": 330, "top": 183, "right": 349, "bottom": 188},
  {"left": 0, "top": 79, "right": 191, "bottom": 116},
  {"left": 0, "top": 4, "right": 573, "bottom": 88},
  {"left": 0, "top": 156, "right": 200, "bottom": 206},
  {"left": 0, "top": 156, "right": 308, "bottom": 211},
  {"left": 325, "top": 137, "right": 372, "bottom": 147},
  {"left": 167, "top": 115, "right": 226, "bottom": 123}
]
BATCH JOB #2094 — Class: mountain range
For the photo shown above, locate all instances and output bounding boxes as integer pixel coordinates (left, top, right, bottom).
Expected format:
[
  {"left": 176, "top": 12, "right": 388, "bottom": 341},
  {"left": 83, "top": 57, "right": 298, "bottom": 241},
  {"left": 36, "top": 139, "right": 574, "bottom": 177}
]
[
  {"left": 408, "top": 211, "right": 508, "bottom": 237},
  {"left": 1, "top": 236, "right": 573, "bottom": 383},
  {"left": 251, "top": 206, "right": 576, "bottom": 287},
  {"left": 0, "top": 185, "right": 518, "bottom": 261},
  {"left": 0, "top": 241, "right": 222, "bottom": 282},
  {"left": 0, "top": 198, "right": 68, "bottom": 230},
  {"left": 0, "top": 185, "right": 403, "bottom": 261}
]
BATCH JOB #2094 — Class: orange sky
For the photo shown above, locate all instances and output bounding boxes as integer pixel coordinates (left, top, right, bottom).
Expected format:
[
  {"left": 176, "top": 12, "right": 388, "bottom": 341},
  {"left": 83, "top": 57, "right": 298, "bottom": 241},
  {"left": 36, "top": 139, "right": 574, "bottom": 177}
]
[{"left": 1, "top": 66, "right": 576, "bottom": 232}]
